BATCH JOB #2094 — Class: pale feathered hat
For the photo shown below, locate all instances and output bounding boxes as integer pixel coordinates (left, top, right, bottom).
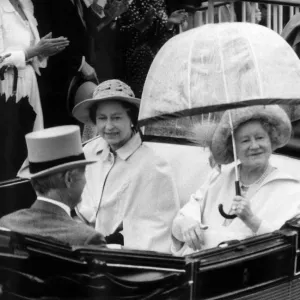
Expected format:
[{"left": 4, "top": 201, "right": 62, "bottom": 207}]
[{"left": 211, "top": 105, "right": 292, "bottom": 165}]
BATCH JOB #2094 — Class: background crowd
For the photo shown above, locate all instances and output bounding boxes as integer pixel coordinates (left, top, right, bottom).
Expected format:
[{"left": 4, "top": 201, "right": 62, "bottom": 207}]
[{"left": 0, "top": 0, "right": 189, "bottom": 216}]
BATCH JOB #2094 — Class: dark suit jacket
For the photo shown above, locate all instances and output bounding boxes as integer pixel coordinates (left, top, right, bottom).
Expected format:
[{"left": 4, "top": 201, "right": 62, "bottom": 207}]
[
  {"left": 35, "top": 0, "right": 100, "bottom": 127},
  {"left": 0, "top": 200, "right": 106, "bottom": 246}
]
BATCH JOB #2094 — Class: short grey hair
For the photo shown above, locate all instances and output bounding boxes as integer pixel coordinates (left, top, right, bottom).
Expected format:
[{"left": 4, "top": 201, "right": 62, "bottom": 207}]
[{"left": 31, "top": 167, "right": 85, "bottom": 195}]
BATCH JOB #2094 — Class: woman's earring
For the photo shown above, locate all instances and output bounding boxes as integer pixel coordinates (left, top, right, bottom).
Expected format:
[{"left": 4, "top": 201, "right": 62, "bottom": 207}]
[{"left": 131, "top": 124, "right": 134, "bottom": 128}]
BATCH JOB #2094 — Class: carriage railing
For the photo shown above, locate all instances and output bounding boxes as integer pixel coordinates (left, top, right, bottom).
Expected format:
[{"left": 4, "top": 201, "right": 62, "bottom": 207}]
[{"left": 183, "top": 0, "right": 300, "bottom": 34}]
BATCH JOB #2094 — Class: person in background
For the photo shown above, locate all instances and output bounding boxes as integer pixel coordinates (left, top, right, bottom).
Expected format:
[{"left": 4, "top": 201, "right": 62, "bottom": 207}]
[
  {"left": 0, "top": 125, "right": 106, "bottom": 247},
  {"left": 281, "top": 12, "right": 300, "bottom": 59},
  {"left": 0, "top": 0, "right": 69, "bottom": 217},
  {"left": 36, "top": 0, "right": 97, "bottom": 128},
  {"left": 172, "top": 106, "right": 300, "bottom": 255},
  {"left": 87, "top": 0, "right": 129, "bottom": 84},
  {"left": 72, "top": 79, "right": 180, "bottom": 253},
  {"left": 34, "top": 0, "right": 129, "bottom": 129},
  {"left": 118, "top": 0, "right": 188, "bottom": 98}
]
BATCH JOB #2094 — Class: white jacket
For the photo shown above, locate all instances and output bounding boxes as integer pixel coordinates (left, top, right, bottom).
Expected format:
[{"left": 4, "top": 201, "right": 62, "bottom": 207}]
[
  {"left": 172, "top": 163, "right": 300, "bottom": 255},
  {"left": 77, "top": 133, "right": 180, "bottom": 253}
]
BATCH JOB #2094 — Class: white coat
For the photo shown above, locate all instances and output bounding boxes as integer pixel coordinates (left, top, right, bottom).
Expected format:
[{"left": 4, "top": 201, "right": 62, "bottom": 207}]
[
  {"left": 172, "top": 163, "right": 300, "bottom": 255},
  {"left": 76, "top": 133, "right": 180, "bottom": 253}
]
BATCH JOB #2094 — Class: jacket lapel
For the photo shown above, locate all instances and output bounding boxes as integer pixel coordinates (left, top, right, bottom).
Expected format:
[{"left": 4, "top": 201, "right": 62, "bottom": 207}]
[{"left": 71, "top": 0, "right": 87, "bottom": 30}]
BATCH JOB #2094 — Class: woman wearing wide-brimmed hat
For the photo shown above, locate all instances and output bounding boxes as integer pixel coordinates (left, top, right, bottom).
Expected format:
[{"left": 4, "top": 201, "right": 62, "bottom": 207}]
[
  {"left": 72, "top": 79, "right": 179, "bottom": 253},
  {"left": 171, "top": 105, "right": 300, "bottom": 255}
]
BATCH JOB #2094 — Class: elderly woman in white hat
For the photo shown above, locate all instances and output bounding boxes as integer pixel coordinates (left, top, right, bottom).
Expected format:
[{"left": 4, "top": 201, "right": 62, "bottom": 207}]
[
  {"left": 171, "top": 105, "right": 300, "bottom": 255},
  {"left": 72, "top": 79, "right": 180, "bottom": 253}
]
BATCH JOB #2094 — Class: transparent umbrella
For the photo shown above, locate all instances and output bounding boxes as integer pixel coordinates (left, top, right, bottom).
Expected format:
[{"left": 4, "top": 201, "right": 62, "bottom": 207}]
[{"left": 138, "top": 22, "right": 300, "bottom": 218}]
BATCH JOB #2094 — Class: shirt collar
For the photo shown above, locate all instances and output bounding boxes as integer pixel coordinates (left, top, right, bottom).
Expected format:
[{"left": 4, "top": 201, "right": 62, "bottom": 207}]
[
  {"left": 37, "top": 196, "right": 71, "bottom": 216},
  {"left": 100, "top": 133, "right": 142, "bottom": 161}
]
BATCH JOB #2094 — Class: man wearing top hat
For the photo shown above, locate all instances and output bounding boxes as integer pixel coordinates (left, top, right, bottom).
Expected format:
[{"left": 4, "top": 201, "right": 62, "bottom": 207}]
[{"left": 0, "top": 125, "right": 106, "bottom": 246}]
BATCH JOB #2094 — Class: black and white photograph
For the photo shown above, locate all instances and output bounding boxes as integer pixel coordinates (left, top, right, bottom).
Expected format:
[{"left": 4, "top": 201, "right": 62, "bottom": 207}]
[{"left": 1, "top": 0, "right": 300, "bottom": 299}]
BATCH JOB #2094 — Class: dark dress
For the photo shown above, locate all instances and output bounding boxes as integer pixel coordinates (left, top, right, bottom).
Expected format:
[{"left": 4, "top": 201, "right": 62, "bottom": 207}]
[{"left": 118, "top": 0, "right": 175, "bottom": 97}]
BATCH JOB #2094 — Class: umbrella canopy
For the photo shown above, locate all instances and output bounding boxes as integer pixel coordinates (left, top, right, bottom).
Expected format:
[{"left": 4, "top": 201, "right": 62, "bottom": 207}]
[{"left": 139, "top": 22, "right": 300, "bottom": 146}]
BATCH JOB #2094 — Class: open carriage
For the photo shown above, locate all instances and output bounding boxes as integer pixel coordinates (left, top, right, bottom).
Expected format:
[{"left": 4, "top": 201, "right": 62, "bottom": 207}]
[{"left": 1, "top": 217, "right": 300, "bottom": 299}]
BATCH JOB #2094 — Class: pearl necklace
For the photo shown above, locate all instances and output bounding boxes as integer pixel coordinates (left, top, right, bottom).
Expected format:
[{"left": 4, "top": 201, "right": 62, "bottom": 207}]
[{"left": 239, "top": 164, "right": 274, "bottom": 189}]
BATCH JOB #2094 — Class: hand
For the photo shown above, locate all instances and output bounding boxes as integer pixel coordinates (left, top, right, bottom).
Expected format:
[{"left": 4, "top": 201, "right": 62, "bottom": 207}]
[
  {"left": 104, "top": 0, "right": 128, "bottom": 20},
  {"left": 255, "top": 7, "right": 262, "bottom": 23},
  {"left": 81, "top": 61, "right": 98, "bottom": 82},
  {"left": 0, "top": 53, "right": 11, "bottom": 64},
  {"left": 91, "top": 0, "right": 105, "bottom": 16},
  {"left": 232, "top": 196, "right": 253, "bottom": 221},
  {"left": 168, "top": 9, "right": 188, "bottom": 25},
  {"left": 232, "top": 195, "right": 261, "bottom": 232},
  {"left": 181, "top": 218, "right": 208, "bottom": 251},
  {"left": 35, "top": 32, "right": 70, "bottom": 57}
]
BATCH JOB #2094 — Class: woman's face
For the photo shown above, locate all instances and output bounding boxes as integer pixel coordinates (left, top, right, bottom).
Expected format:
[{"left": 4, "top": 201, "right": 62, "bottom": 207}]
[
  {"left": 95, "top": 100, "right": 133, "bottom": 150},
  {"left": 234, "top": 120, "right": 272, "bottom": 169}
]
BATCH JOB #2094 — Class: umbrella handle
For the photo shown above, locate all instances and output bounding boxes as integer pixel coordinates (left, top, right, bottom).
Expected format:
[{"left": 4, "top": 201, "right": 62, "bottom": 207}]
[
  {"left": 218, "top": 181, "right": 240, "bottom": 219},
  {"left": 218, "top": 204, "right": 237, "bottom": 219}
]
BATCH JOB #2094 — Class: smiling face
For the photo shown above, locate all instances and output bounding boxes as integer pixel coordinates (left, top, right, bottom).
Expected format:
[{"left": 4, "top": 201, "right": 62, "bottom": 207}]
[
  {"left": 234, "top": 120, "right": 272, "bottom": 170},
  {"left": 95, "top": 100, "right": 133, "bottom": 151}
]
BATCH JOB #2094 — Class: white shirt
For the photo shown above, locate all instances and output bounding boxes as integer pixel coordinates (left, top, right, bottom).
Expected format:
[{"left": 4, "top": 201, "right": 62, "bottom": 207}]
[
  {"left": 37, "top": 196, "right": 71, "bottom": 216},
  {"left": 81, "top": 0, "right": 106, "bottom": 7}
]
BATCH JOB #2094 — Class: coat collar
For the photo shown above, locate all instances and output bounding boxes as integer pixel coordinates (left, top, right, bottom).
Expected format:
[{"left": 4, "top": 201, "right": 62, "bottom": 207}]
[
  {"left": 97, "top": 133, "right": 142, "bottom": 161},
  {"left": 224, "top": 162, "right": 299, "bottom": 187},
  {"left": 31, "top": 200, "right": 71, "bottom": 218}
]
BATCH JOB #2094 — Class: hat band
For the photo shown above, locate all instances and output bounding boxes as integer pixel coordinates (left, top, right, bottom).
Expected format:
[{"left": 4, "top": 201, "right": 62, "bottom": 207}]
[{"left": 29, "top": 153, "right": 86, "bottom": 174}]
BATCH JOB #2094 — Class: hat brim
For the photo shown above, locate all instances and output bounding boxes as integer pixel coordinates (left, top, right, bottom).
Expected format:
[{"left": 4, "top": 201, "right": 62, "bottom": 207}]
[
  {"left": 72, "top": 96, "right": 140, "bottom": 124},
  {"left": 18, "top": 159, "right": 97, "bottom": 179},
  {"left": 67, "top": 73, "right": 83, "bottom": 114}
]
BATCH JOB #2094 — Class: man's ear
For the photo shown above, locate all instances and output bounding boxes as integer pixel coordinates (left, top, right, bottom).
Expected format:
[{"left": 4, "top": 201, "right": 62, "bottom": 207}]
[{"left": 64, "top": 170, "right": 73, "bottom": 188}]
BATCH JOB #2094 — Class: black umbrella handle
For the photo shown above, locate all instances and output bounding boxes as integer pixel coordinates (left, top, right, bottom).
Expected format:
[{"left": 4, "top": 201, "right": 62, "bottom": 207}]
[
  {"left": 235, "top": 180, "right": 241, "bottom": 196},
  {"left": 218, "top": 181, "right": 240, "bottom": 219}
]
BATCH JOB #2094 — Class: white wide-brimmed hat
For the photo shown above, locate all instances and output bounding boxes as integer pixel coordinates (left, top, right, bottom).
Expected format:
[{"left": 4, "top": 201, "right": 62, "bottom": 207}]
[
  {"left": 18, "top": 125, "right": 96, "bottom": 179},
  {"left": 72, "top": 79, "right": 140, "bottom": 124},
  {"left": 211, "top": 105, "right": 292, "bottom": 165}
]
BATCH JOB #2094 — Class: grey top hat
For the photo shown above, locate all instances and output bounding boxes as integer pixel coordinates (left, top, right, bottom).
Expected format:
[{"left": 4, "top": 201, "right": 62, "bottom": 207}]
[
  {"left": 72, "top": 79, "right": 140, "bottom": 124},
  {"left": 211, "top": 105, "right": 292, "bottom": 165},
  {"left": 18, "top": 125, "right": 96, "bottom": 179}
]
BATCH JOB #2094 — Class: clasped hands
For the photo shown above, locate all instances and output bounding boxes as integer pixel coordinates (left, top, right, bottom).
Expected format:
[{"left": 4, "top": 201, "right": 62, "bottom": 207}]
[{"left": 26, "top": 32, "right": 69, "bottom": 60}]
